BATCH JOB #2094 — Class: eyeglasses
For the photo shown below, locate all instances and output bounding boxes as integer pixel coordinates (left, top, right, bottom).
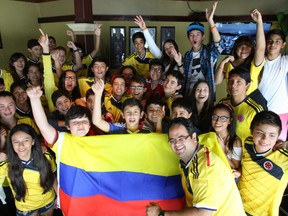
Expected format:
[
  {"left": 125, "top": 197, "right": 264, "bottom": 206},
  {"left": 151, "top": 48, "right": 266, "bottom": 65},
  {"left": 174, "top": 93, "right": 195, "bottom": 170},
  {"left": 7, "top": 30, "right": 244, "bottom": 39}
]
[
  {"left": 168, "top": 135, "right": 190, "bottom": 145},
  {"left": 211, "top": 114, "right": 230, "bottom": 122},
  {"left": 130, "top": 86, "right": 144, "bottom": 90},
  {"left": 150, "top": 67, "right": 162, "bottom": 73},
  {"left": 65, "top": 76, "right": 76, "bottom": 81}
]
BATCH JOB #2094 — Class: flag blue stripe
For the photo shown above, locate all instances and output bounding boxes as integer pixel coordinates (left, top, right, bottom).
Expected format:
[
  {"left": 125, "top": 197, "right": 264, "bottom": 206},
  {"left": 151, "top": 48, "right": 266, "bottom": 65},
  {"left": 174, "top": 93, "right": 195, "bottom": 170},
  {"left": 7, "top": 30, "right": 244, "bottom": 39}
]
[{"left": 60, "top": 163, "right": 184, "bottom": 201}]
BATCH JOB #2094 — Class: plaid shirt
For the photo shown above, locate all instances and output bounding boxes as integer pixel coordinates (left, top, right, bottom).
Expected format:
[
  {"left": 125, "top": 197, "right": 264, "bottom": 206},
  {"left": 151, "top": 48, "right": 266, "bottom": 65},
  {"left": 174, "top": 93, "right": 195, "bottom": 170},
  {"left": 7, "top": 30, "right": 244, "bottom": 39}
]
[{"left": 183, "top": 39, "right": 224, "bottom": 99}]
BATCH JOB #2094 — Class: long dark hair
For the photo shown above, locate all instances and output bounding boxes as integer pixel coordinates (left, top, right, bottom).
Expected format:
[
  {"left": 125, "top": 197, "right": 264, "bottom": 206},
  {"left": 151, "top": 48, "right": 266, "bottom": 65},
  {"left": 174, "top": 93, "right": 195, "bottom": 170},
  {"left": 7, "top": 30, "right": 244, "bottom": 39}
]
[
  {"left": 161, "top": 39, "right": 180, "bottom": 72},
  {"left": 211, "top": 102, "right": 237, "bottom": 152},
  {"left": 9, "top": 52, "right": 27, "bottom": 82},
  {"left": 230, "top": 36, "right": 255, "bottom": 71},
  {"left": 58, "top": 70, "right": 81, "bottom": 101},
  {"left": 7, "top": 124, "right": 54, "bottom": 201}
]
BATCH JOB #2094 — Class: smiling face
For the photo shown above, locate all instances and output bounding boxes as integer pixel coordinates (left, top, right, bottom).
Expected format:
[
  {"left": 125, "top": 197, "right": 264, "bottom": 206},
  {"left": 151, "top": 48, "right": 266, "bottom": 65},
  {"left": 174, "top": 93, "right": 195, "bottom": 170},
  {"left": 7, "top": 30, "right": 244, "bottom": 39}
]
[
  {"left": 236, "top": 44, "right": 252, "bottom": 60},
  {"left": 122, "top": 105, "right": 143, "bottom": 131},
  {"left": 12, "top": 86, "right": 28, "bottom": 105},
  {"left": 0, "top": 96, "right": 16, "bottom": 120},
  {"left": 252, "top": 123, "right": 280, "bottom": 153},
  {"left": 58, "top": 50, "right": 66, "bottom": 65},
  {"left": 211, "top": 108, "right": 231, "bottom": 133},
  {"left": 168, "top": 124, "right": 197, "bottom": 163},
  {"left": 130, "top": 81, "right": 146, "bottom": 101},
  {"left": 55, "top": 96, "right": 71, "bottom": 115},
  {"left": 11, "top": 130, "right": 34, "bottom": 161},
  {"left": 29, "top": 45, "right": 42, "bottom": 59},
  {"left": 92, "top": 61, "right": 108, "bottom": 80},
  {"left": 194, "top": 82, "right": 209, "bottom": 103},
  {"left": 266, "top": 34, "right": 286, "bottom": 58},
  {"left": 112, "top": 77, "right": 126, "bottom": 100},
  {"left": 188, "top": 30, "right": 204, "bottom": 51},
  {"left": 149, "top": 65, "right": 163, "bottom": 81},
  {"left": 64, "top": 71, "right": 77, "bottom": 93},
  {"left": 146, "top": 104, "right": 162, "bottom": 124},
  {"left": 163, "top": 75, "right": 181, "bottom": 97},
  {"left": 133, "top": 38, "right": 145, "bottom": 53},
  {"left": 12, "top": 57, "right": 26, "bottom": 72},
  {"left": 27, "top": 65, "right": 42, "bottom": 85}
]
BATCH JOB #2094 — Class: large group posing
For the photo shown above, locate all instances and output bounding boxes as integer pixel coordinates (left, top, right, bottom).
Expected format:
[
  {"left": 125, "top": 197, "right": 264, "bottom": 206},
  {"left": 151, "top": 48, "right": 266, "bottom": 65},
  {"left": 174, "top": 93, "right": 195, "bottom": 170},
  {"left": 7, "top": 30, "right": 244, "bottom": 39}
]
[{"left": 0, "top": 1, "right": 287, "bottom": 216}]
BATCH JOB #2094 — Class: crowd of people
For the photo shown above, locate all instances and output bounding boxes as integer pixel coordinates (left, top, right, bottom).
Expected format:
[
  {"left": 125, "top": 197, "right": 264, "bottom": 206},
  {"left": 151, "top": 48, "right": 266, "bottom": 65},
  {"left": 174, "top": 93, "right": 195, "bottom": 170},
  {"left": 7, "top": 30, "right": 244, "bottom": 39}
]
[{"left": 0, "top": 1, "right": 287, "bottom": 215}]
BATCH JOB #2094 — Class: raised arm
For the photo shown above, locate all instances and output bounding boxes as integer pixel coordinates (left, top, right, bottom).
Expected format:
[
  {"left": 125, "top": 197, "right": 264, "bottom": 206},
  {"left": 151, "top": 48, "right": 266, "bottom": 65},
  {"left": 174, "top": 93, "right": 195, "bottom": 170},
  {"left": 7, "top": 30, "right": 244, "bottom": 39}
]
[
  {"left": 215, "top": 55, "right": 235, "bottom": 85},
  {"left": 206, "top": 1, "right": 221, "bottom": 43},
  {"left": 27, "top": 86, "right": 57, "bottom": 145},
  {"left": 92, "top": 79, "right": 110, "bottom": 133},
  {"left": 38, "top": 29, "right": 58, "bottom": 112},
  {"left": 66, "top": 30, "right": 75, "bottom": 42},
  {"left": 67, "top": 41, "right": 82, "bottom": 71},
  {"left": 90, "top": 23, "right": 102, "bottom": 58},
  {"left": 134, "top": 15, "right": 162, "bottom": 58},
  {"left": 251, "top": 9, "right": 265, "bottom": 66}
]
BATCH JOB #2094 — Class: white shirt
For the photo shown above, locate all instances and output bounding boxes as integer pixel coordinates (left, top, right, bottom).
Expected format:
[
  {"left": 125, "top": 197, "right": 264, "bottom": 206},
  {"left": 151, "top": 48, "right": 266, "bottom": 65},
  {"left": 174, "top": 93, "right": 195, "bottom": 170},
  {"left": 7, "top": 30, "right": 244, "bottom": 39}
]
[{"left": 258, "top": 55, "right": 288, "bottom": 114}]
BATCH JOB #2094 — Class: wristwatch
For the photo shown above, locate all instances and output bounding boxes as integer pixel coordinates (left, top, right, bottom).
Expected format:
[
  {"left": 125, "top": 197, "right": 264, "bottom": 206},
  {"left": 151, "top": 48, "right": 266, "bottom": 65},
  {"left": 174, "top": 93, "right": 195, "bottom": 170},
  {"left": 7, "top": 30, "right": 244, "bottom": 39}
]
[{"left": 158, "top": 210, "right": 165, "bottom": 216}]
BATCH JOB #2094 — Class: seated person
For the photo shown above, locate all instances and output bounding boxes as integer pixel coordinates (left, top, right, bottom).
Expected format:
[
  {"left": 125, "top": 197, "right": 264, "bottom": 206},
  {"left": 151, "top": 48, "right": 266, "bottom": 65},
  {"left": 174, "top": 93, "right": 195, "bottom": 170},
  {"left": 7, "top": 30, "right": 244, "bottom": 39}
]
[
  {"left": 162, "top": 70, "right": 183, "bottom": 120},
  {"left": 238, "top": 111, "right": 288, "bottom": 216},
  {"left": 142, "top": 99, "right": 166, "bottom": 133},
  {"left": 220, "top": 67, "right": 266, "bottom": 143},
  {"left": 122, "top": 32, "right": 155, "bottom": 78},
  {"left": 47, "top": 90, "right": 72, "bottom": 132},
  {"left": 130, "top": 75, "right": 147, "bottom": 108},
  {"left": 171, "top": 97, "right": 192, "bottom": 120},
  {"left": 92, "top": 79, "right": 149, "bottom": 134},
  {"left": 145, "top": 58, "right": 165, "bottom": 100}
]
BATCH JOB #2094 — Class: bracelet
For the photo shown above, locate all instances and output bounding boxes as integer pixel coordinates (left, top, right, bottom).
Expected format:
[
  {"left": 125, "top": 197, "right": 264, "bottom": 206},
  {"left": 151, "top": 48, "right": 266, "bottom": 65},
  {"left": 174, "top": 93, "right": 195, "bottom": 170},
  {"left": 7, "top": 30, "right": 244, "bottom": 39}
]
[
  {"left": 178, "top": 64, "right": 183, "bottom": 67},
  {"left": 73, "top": 49, "right": 79, "bottom": 52},
  {"left": 210, "top": 25, "right": 217, "bottom": 32}
]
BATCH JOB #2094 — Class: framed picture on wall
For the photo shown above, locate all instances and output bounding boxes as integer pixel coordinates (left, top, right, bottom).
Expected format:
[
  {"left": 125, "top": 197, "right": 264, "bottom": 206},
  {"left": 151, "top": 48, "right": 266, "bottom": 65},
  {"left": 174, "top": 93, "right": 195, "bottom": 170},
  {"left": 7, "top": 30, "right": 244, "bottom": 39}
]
[
  {"left": 110, "top": 26, "right": 126, "bottom": 68},
  {"left": 0, "top": 32, "right": 3, "bottom": 49},
  {"left": 129, "top": 27, "right": 156, "bottom": 54},
  {"left": 160, "top": 27, "right": 175, "bottom": 48}
]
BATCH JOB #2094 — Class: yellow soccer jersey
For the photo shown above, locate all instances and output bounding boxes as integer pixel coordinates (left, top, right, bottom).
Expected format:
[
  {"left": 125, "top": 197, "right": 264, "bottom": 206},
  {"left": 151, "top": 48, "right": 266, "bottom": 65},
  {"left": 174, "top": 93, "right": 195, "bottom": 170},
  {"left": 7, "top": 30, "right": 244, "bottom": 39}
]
[
  {"left": 0, "top": 69, "right": 14, "bottom": 91},
  {"left": 179, "top": 145, "right": 245, "bottom": 216},
  {"left": 221, "top": 97, "right": 263, "bottom": 143},
  {"left": 122, "top": 51, "right": 155, "bottom": 78},
  {"left": 238, "top": 137, "right": 288, "bottom": 216},
  {"left": 224, "top": 59, "right": 265, "bottom": 95},
  {"left": 0, "top": 151, "right": 56, "bottom": 211}
]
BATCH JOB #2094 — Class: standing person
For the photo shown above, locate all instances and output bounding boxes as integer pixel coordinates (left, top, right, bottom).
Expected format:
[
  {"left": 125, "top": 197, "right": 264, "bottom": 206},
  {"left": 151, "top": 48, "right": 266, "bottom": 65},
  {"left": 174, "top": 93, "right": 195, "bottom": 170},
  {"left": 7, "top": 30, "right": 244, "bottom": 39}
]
[
  {"left": 122, "top": 31, "right": 155, "bottom": 78},
  {"left": 215, "top": 9, "right": 266, "bottom": 96},
  {"left": 27, "top": 39, "right": 42, "bottom": 66},
  {"left": 183, "top": 1, "right": 224, "bottom": 98},
  {"left": 0, "top": 124, "right": 57, "bottom": 216},
  {"left": 238, "top": 111, "right": 288, "bottom": 216},
  {"left": 211, "top": 102, "right": 242, "bottom": 170},
  {"left": 146, "top": 117, "right": 245, "bottom": 216},
  {"left": 134, "top": 16, "right": 184, "bottom": 74},
  {"left": 258, "top": 29, "right": 288, "bottom": 141}
]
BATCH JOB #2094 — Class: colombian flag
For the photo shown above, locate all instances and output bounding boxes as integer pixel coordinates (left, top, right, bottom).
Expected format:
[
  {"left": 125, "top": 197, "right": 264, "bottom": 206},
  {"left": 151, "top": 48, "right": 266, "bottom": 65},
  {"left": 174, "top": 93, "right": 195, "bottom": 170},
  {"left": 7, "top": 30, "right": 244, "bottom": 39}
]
[{"left": 52, "top": 133, "right": 185, "bottom": 216}]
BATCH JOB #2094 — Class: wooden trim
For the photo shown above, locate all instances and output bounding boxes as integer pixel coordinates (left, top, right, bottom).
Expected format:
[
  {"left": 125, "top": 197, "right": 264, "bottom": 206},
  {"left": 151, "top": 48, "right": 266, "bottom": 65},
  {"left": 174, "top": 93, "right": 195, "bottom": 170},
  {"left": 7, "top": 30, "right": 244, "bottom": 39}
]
[{"left": 38, "top": 14, "right": 277, "bottom": 23}]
